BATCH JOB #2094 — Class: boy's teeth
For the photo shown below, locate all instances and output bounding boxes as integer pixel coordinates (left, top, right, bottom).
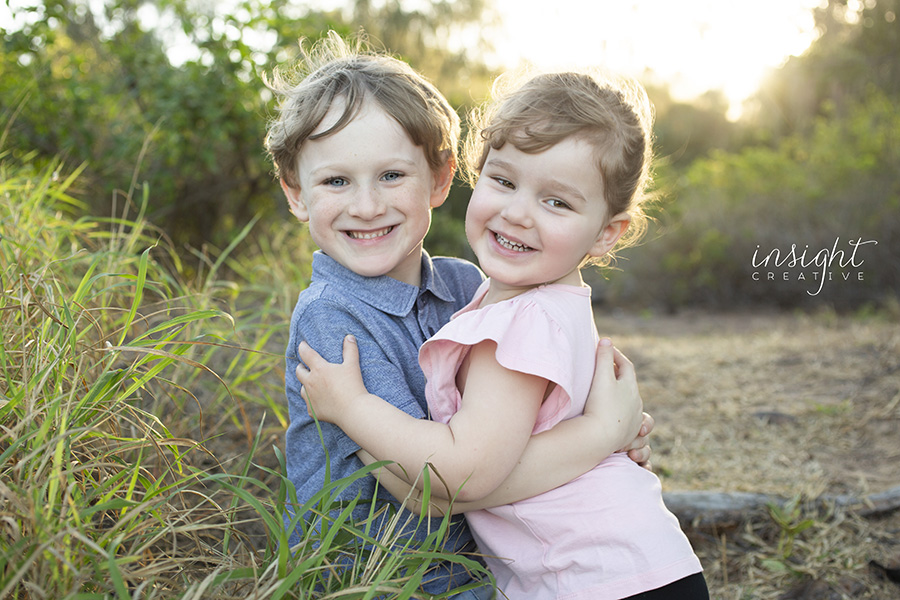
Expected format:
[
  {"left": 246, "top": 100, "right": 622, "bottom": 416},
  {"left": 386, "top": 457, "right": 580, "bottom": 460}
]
[
  {"left": 495, "top": 232, "right": 532, "bottom": 252},
  {"left": 348, "top": 226, "right": 393, "bottom": 240}
]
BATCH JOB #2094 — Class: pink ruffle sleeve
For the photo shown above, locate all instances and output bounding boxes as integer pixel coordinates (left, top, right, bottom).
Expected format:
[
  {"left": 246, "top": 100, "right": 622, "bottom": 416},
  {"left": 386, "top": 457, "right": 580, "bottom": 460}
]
[{"left": 419, "top": 283, "right": 594, "bottom": 434}]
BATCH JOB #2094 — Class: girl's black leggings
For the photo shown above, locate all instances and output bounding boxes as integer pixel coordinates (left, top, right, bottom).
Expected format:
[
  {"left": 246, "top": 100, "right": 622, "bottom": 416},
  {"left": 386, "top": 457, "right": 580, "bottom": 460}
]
[{"left": 621, "top": 572, "right": 709, "bottom": 600}]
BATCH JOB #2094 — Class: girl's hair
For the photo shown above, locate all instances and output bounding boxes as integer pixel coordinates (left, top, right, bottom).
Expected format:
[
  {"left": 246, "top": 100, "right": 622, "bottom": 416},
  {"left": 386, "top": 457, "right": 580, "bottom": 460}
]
[
  {"left": 265, "top": 31, "right": 460, "bottom": 189},
  {"left": 463, "top": 70, "right": 654, "bottom": 266}
]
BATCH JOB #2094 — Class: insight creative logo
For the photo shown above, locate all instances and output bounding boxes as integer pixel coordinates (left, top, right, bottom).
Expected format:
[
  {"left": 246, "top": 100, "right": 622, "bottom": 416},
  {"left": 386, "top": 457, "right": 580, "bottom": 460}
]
[{"left": 751, "top": 237, "right": 878, "bottom": 296}]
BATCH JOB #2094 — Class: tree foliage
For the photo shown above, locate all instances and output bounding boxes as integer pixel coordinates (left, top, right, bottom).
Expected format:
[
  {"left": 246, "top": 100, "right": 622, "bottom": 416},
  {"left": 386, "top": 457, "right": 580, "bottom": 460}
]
[
  {"left": 746, "top": 0, "right": 900, "bottom": 138},
  {"left": 1, "top": 0, "right": 494, "bottom": 253},
  {"left": 4, "top": 0, "right": 898, "bottom": 310},
  {"left": 647, "top": 85, "right": 736, "bottom": 169},
  {"left": 602, "top": 0, "right": 900, "bottom": 310}
]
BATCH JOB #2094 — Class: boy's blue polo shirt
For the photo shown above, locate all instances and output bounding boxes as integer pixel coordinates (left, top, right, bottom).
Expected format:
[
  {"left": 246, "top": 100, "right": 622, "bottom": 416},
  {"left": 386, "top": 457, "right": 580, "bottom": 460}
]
[{"left": 284, "top": 250, "right": 484, "bottom": 593}]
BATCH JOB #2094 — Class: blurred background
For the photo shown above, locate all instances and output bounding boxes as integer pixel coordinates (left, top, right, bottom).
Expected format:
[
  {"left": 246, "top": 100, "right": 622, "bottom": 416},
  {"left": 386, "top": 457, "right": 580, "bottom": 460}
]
[
  {"left": 2, "top": 0, "right": 898, "bottom": 312},
  {"left": 3, "top": 4, "right": 899, "bottom": 597}
]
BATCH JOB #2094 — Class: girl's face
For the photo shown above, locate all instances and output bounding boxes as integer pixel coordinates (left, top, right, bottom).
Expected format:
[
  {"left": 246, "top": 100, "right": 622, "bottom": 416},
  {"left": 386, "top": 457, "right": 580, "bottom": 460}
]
[{"left": 465, "top": 137, "right": 630, "bottom": 303}]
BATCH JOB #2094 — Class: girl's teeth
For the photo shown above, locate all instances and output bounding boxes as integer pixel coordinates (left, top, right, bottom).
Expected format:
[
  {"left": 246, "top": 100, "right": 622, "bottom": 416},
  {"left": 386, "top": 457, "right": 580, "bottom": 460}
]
[{"left": 495, "top": 233, "right": 532, "bottom": 252}]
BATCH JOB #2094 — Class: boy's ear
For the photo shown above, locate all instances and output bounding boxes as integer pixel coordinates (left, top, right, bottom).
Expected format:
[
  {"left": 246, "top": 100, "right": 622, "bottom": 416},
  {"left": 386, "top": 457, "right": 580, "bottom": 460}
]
[
  {"left": 429, "top": 158, "right": 456, "bottom": 209},
  {"left": 589, "top": 212, "right": 631, "bottom": 258},
  {"left": 280, "top": 179, "right": 309, "bottom": 222}
]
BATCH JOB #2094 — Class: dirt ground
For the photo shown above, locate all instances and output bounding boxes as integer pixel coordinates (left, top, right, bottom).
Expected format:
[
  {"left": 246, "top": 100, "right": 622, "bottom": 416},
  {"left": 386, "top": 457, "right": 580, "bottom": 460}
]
[
  {"left": 592, "top": 308, "right": 900, "bottom": 599},
  {"left": 229, "top": 308, "right": 900, "bottom": 599}
]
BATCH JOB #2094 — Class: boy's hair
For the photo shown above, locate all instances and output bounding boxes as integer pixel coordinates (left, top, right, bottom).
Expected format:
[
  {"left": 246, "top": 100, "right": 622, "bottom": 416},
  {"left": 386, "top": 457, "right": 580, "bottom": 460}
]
[
  {"left": 463, "top": 70, "right": 654, "bottom": 265},
  {"left": 265, "top": 31, "right": 460, "bottom": 189}
]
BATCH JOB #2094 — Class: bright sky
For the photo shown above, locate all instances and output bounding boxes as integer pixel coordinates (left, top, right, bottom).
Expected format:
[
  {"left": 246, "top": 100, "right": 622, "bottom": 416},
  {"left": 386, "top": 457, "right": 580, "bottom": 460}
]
[
  {"left": 484, "top": 0, "right": 824, "bottom": 119},
  {"left": 2, "top": 0, "right": 825, "bottom": 118}
]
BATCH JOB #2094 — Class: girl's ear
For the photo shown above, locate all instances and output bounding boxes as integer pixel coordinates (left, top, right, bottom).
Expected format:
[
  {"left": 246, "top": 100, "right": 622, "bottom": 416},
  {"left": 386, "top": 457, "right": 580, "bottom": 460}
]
[
  {"left": 280, "top": 179, "right": 309, "bottom": 222},
  {"left": 589, "top": 212, "right": 631, "bottom": 258},
  {"left": 429, "top": 157, "right": 456, "bottom": 209}
]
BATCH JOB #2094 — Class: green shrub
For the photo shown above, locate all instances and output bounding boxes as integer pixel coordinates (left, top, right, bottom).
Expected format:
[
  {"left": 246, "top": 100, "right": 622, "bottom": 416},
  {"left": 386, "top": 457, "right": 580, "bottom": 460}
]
[{"left": 602, "top": 90, "right": 900, "bottom": 311}]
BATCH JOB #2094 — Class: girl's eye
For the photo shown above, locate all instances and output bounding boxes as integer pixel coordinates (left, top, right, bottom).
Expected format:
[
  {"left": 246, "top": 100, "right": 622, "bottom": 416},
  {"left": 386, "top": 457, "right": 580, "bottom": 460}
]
[
  {"left": 381, "top": 171, "right": 403, "bottom": 182},
  {"left": 324, "top": 177, "right": 348, "bottom": 187}
]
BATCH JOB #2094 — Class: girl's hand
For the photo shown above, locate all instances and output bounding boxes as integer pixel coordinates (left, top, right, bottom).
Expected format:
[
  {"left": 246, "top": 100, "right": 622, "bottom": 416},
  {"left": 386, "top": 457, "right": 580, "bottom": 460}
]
[
  {"left": 295, "top": 335, "right": 368, "bottom": 424},
  {"left": 585, "top": 339, "right": 649, "bottom": 466}
]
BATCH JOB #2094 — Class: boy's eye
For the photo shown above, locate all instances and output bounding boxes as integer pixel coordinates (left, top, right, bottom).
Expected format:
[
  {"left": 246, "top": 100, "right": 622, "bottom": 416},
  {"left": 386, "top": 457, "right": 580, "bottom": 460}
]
[
  {"left": 492, "top": 176, "right": 515, "bottom": 189},
  {"left": 324, "top": 177, "right": 348, "bottom": 187}
]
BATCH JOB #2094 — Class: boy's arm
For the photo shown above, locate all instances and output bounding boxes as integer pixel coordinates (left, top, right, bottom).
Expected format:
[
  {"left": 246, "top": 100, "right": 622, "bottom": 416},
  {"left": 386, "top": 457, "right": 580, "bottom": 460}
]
[
  {"left": 284, "top": 299, "right": 429, "bottom": 505},
  {"left": 298, "top": 336, "right": 548, "bottom": 502}
]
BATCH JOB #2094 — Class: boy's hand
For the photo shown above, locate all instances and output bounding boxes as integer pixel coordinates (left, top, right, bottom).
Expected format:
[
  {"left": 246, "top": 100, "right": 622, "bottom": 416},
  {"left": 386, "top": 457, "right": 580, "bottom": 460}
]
[
  {"left": 295, "top": 335, "right": 369, "bottom": 424},
  {"left": 622, "top": 412, "right": 654, "bottom": 471},
  {"left": 586, "top": 339, "right": 654, "bottom": 470}
]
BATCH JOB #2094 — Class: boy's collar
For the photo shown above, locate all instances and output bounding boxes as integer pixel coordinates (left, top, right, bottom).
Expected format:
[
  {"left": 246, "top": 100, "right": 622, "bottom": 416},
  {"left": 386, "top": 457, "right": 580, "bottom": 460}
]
[{"left": 311, "top": 251, "right": 456, "bottom": 316}]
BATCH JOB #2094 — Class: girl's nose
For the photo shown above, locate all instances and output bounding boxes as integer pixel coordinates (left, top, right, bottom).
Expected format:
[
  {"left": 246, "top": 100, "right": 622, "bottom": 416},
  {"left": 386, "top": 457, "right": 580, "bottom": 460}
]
[
  {"left": 500, "top": 194, "right": 534, "bottom": 228},
  {"left": 348, "top": 187, "right": 386, "bottom": 220}
]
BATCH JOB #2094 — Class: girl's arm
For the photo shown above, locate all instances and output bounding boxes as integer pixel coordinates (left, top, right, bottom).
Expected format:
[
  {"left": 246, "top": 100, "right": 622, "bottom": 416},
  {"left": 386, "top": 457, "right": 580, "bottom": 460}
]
[
  {"left": 355, "top": 449, "right": 458, "bottom": 516},
  {"left": 297, "top": 335, "right": 547, "bottom": 502},
  {"left": 477, "top": 339, "right": 649, "bottom": 505},
  {"left": 355, "top": 339, "right": 648, "bottom": 514}
]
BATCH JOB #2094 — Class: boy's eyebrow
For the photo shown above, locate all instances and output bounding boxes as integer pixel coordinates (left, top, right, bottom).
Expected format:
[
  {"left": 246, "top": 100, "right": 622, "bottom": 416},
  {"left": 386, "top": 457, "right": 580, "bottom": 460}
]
[
  {"left": 381, "top": 157, "right": 421, "bottom": 169},
  {"left": 306, "top": 156, "right": 422, "bottom": 178}
]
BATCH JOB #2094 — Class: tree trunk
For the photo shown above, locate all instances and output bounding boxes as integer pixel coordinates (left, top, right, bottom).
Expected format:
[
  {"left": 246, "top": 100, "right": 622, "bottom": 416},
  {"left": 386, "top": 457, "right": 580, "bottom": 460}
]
[{"left": 664, "top": 485, "right": 900, "bottom": 529}]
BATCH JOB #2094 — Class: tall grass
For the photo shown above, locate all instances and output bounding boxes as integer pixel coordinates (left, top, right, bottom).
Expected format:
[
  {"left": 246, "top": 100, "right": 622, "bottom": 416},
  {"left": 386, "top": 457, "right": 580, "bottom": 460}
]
[{"left": 0, "top": 156, "right": 491, "bottom": 599}]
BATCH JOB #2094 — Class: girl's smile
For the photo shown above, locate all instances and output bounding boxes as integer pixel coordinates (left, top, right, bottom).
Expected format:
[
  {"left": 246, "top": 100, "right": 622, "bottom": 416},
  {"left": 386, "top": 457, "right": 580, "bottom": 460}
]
[{"left": 492, "top": 230, "right": 535, "bottom": 253}]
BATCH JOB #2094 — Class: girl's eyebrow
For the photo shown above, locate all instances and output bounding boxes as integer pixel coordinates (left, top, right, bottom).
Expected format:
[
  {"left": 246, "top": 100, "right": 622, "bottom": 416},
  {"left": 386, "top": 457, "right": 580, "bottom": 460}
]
[
  {"left": 486, "top": 157, "right": 587, "bottom": 204},
  {"left": 544, "top": 179, "right": 588, "bottom": 204},
  {"left": 483, "top": 157, "right": 518, "bottom": 173}
]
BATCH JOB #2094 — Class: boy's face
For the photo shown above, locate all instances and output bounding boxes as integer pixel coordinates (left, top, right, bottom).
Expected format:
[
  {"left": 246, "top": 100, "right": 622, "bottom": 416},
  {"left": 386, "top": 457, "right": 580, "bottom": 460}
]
[
  {"left": 465, "top": 137, "right": 629, "bottom": 300},
  {"left": 282, "top": 99, "right": 452, "bottom": 287}
]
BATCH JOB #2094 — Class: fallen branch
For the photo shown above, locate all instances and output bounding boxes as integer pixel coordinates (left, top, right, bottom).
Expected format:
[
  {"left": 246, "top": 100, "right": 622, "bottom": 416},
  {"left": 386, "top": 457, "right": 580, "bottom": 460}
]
[{"left": 663, "top": 484, "right": 900, "bottom": 529}]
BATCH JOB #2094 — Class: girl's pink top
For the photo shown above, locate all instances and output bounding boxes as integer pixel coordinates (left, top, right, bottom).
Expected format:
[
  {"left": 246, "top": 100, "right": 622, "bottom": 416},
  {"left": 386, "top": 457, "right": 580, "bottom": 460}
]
[{"left": 419, "top": 281, "right": 702, "bottom": 600}]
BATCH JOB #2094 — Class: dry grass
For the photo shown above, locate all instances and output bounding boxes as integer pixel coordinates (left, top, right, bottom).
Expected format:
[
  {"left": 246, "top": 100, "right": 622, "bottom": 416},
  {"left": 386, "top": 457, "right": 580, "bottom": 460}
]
[{"left": 595, "top": 308, "right": 900, "bottom": 599}]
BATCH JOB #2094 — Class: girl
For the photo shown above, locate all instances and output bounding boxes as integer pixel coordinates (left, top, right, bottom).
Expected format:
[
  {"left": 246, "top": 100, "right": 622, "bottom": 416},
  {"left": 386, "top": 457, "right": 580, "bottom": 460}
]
[{"left": 296, "top": 71, "right": 707, "bottom": 599}]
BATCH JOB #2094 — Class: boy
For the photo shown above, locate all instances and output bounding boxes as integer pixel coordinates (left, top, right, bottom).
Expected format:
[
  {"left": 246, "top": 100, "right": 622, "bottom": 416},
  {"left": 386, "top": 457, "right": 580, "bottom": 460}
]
[{"left": 265, "top": 32, "right": 651, "bottom": 598}]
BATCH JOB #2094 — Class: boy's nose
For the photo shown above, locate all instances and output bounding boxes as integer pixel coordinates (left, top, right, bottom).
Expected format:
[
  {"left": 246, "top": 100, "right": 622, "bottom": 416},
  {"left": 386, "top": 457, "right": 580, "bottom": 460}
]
[{"left": 348, "top": 187, "right": 386, "bottom": 220}]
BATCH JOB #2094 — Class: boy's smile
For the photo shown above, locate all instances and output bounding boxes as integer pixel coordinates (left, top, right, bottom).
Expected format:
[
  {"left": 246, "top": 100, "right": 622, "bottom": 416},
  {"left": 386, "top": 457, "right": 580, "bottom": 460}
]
[
  {"left": 282, "top": 99, "right": 452, "bottom": 287},
  {"left": 346, "top": 226, "right": 394, "bottom": 240}
]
